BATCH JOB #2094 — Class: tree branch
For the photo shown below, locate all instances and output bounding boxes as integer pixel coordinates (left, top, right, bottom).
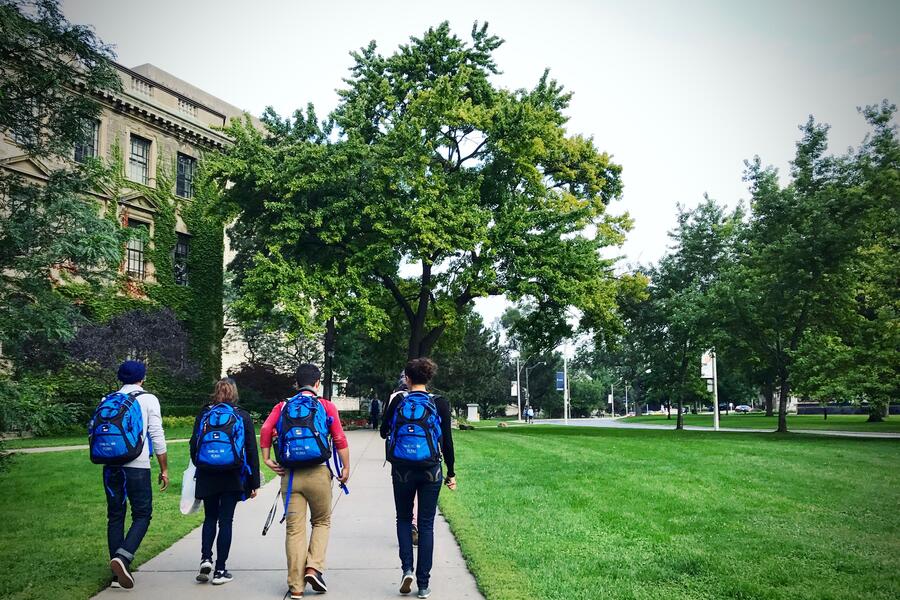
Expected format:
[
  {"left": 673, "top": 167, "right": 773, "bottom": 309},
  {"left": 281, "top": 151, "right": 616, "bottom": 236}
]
[{"left": 379, "top": 273, "right": 415, "bottom": 322}]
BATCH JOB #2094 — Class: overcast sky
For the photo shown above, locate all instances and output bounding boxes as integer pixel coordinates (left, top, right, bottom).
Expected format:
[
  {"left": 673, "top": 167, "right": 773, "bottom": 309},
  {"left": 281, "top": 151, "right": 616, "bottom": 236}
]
[{"left": 62, "top": 0, "right": 900, "bottom": 324}]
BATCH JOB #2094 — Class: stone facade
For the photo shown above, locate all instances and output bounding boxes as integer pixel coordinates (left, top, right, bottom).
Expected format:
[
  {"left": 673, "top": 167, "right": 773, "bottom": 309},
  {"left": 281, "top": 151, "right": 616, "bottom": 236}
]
[{"left": 0, "top": 61, "right": 256, "bottom": 371}]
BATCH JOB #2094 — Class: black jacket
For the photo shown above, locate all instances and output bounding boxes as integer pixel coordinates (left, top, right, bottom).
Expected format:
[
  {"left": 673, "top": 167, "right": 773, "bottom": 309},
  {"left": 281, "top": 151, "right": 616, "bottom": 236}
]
[
  {"left": 190, "top": 402, "right": 261, "bottom": 499},
  {"left": 380, "top": 391, "right": 455, "bottom": 478}
]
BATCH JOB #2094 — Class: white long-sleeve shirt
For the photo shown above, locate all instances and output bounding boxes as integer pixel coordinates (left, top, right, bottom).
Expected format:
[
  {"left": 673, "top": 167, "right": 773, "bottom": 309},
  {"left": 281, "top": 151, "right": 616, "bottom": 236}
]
[{"left": 116, "top": 384, "right": 167, "bottom": 469}]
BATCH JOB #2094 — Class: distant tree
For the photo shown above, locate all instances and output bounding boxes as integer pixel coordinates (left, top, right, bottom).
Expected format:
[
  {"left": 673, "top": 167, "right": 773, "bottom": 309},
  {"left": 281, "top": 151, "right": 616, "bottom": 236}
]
[
  {"left": 210, "top": 22, "right": 629, "bottom": 364},
  {"left": 719, "top": 115, "right": 876, "bottom": 432},
  {"left": 637, "top": 198, "right": 744, "bottom": 429},
  {"left": 791, "top": 102, "right": 900, "bottom": 422},
  {"left": 433, "top": 315, "right": 508, "bottom": 418},
  {"left": 227, "top": 362, "right": 296, "bottom": 407}
]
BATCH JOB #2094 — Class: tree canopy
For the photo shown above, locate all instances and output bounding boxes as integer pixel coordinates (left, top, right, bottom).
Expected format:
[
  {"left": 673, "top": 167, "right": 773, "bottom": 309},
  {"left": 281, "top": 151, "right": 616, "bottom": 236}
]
[{"left": 210, "top": 22, "right": 630, "bottom": 361}]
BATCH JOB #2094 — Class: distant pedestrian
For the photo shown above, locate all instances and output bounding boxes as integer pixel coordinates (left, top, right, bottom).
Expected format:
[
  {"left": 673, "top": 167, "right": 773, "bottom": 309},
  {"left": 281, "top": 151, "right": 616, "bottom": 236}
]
[
  {"left": 88, "top": 360, "right": 169, "bottom": 590},
  {"left": 526, "top": 405, "right": 535, "bottom": 424},
  {"left": 190, "top": 378, "right": 260, "bottom": 585},
  {"left": 370, "top": 397, "right": 381, "bottom": 430},
  {"left": 381, "top": 358, "right": 456, "bottom": 599}
]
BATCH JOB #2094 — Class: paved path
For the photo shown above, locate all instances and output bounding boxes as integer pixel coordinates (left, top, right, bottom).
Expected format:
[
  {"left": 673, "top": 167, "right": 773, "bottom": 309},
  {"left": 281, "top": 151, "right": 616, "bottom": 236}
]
[
  {"left": 534, "top": 418, "right": 900, "bottom": 439},
  {"left": 92, "top": 429, "right": 483, "bottom": 600},
  {"left": 11, "top": 439, "right": 191, "bottom": 454}
]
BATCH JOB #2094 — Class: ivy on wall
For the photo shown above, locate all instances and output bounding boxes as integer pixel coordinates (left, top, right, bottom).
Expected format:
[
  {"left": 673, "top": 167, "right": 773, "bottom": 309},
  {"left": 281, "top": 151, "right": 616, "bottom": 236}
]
[{"left": 41, "top": 142, "right": 225, "bottom": 407}]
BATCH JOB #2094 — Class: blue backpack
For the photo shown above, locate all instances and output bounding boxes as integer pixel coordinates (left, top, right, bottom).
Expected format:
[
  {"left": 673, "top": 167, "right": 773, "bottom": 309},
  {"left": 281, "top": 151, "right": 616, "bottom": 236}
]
[
  {"left": 276, "top": 392, "right": 332, "bottom": 468},
  {"left": 89, "top": 391, "right": 147, "bottom": 465},
  {"left": 388, "top": 391, "right": 442, "bottom": 466},
  {"left": 195, "top": 403, "right": 246, "bottom": 471}
]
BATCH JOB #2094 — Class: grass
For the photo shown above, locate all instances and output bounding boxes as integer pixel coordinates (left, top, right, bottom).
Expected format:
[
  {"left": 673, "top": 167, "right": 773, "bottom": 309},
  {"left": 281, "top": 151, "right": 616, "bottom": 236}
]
[
  {"left": 2, "top": 424, "right": 195, "bottom": 449},
  {"left": 439, "top": 426, "right": 900, "bottom": 600},
  {"left": 621, "top": 413, "right": 900, "bottom": 432},
  {"left": 0, "top": 448, "right": 203, "bottom": 600}
]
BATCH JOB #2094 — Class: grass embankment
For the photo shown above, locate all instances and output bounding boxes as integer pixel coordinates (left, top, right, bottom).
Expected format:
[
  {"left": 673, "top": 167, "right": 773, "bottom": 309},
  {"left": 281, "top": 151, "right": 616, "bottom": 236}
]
[
  {"left": 622, "top": 413, "right": 900, "bottom": 432},
  {"left": 3, "top": 424, "right": 195, "bottom": 449},
  {"left": 440, "top": 426, "right": 900, "bottom": 600},
  {"left": 0, "top": 448, "right": 204, "bottom": 600}
]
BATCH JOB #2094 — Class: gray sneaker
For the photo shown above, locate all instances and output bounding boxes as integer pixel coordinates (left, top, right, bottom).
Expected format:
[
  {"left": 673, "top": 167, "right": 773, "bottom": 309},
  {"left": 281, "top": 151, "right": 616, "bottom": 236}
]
[
  {"left": 399, "top": 570, "right": 415, "bottom": 594},
  {"left": 417, "top": 588, "right": 432, "bottom": 599}
]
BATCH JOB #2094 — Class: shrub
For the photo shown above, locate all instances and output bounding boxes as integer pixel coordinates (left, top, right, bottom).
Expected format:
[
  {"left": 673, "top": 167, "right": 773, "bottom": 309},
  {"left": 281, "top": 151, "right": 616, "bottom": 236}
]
[{"left": 0, "top": 378, "right": 86, "bottom": 436}]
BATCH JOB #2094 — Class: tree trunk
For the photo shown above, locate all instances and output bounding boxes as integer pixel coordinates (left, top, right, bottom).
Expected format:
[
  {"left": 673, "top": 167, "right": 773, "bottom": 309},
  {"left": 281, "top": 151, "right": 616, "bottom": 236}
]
[
  {"left": 676, "top": 399, "right": 684, "bottom": 430},
  {"left": 866, "top": 401, "right": 886, "bottom": 422},
  {"left": 776, "top": 369, "right": 789, "bottom": 433},
  {"left": 406, "top": 262, "right": 433, "bottom": 359},
  {"left": 823, "top": 405, "right": 827, "bottom": 420},
  {"left": 322, "top": 317, "right": 336, "bottom": 399},
  {"left": 763, "top": 383, "right": 774, "bottom": 417},
  {"left": 666, "top": 399, "right": 671, "bottom": 420}
]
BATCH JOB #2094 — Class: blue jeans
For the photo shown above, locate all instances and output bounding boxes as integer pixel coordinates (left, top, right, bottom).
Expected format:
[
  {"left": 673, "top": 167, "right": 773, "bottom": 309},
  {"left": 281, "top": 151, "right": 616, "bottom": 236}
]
[
  {"left": 201, "top": 492, "right": 241, "bottom": 570},
  {"left": 392, "top": 465, "right": 443, "bottom": 589},
  {"left": 104, "top": 466, "right": 152, "bottom": 564}
]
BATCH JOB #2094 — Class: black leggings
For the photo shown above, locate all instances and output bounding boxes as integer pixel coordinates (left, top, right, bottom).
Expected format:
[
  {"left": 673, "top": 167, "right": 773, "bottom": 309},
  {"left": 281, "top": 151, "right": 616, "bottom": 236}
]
[{"left": 201, "top": 491, "right": 241, "bottom": 570}]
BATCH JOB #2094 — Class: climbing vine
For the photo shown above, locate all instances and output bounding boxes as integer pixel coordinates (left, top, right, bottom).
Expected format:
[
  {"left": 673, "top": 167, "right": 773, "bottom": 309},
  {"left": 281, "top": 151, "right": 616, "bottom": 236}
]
[{"left": 38, "top": 142, "right": 225, "bottom": 408}]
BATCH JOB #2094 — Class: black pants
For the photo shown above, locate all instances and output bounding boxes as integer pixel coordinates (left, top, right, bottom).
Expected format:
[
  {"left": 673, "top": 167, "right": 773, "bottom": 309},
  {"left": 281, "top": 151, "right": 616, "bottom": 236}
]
[
  {"left": 104, "top": 466, "right": 152, "bottom": 565},
  {"left": 392, "top": 465, "right": 442, "bottom": 589},
  {"left": 371, "top": 414, "right": 380, "bottom": 429},
  {"left": 201, "top": 491, "right": 242, "bottom": 571}
]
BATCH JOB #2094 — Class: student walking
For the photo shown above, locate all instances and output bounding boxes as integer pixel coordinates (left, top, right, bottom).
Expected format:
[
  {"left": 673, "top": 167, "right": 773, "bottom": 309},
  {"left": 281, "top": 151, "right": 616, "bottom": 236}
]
[
  {"left": 190, "top": 378, "right": 261, "bottom": 585},
  {"left": 260, "top": 364, "right": 350, "bottom": 599},
  {"left": 381, "top": 358, "right": 457, "bottom": 599},
  {"left": 89, "top": 360, "right": 168, "bottom": 590},
  {"left": 370, "top": 397, "right": 381, "bottom": 430}
]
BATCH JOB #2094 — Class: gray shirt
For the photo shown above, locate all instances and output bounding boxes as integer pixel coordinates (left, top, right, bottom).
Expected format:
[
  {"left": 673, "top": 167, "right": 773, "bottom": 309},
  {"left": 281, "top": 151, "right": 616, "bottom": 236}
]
[{"left": 115, "top": 384, "right": 167, "bottom": 468}]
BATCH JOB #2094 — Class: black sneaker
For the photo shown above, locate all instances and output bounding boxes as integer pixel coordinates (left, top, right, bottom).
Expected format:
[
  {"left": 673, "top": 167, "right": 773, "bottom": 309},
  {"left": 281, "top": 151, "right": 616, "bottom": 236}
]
[
  {"left": 412, "top": 524, "right": 419, "bottom": 546},
  {"left": 305, "top": 569, "right": 327, "bottom": 592},
  {"left": 110, "top": 578, "right": 121, "bottom": 589},
  {"left": 212, "top": 570, "right": 233, "bottom": 585},
  {"left": 109, "top": 557, "right": 134, "bottom": 589},
  {"left": 196, "top": 559, "right": 213, "bottom": 583}
]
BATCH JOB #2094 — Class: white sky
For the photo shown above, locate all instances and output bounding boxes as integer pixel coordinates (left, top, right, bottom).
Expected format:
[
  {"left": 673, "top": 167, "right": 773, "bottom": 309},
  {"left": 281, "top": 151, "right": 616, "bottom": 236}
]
[{"left": 63, "top": 0, "right": 900, "bottom": 325}]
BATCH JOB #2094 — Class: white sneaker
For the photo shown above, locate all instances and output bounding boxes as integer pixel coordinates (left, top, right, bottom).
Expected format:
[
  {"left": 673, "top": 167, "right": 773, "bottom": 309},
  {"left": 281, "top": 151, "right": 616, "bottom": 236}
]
[
  {"left": 400, "top": 570, "right": 415, "bottom": 594},
  {"left": 196, "top": 559, "right": 213, "bottom": 583}
]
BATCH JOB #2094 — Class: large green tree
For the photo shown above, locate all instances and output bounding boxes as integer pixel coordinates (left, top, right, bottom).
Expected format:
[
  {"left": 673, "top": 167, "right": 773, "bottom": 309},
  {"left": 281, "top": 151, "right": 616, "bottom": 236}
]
[
  {"left": 791, "top": 102, "right": 900, "bottom": 421},
  {"left": 719, "top": 116, "right": 876, "bottom": 432},
  {"left": 0, "top": 0, "right": 125, "bottom": 365},
  {"left": 211, "top": 22, "right": 629, "bottom": 362}
]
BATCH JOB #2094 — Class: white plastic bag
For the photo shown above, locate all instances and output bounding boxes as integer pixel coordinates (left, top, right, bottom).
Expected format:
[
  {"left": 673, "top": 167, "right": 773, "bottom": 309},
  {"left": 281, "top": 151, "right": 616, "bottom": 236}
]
[{"left": 180, "top": 460, "right": 202, "bottom": 515}]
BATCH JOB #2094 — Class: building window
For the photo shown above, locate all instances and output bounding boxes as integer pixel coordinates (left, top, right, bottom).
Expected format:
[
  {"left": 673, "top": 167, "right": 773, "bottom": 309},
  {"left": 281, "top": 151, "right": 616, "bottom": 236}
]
[
  {"left": 131, "top": 76, "right": 154, "bottom": 97},
  {"left": 126, "top": 220, "right": 148, "bottom": 280},
  {"left": 129, "top": 135, "right": 151, "bottom": 185},
  {"left": 176, "top": 153, "right": 196, "bottom": 198},
  {"left": 178, "top": 98, "right": 197, "bottom": 118},
  {"left": 174, "top": 233, "right": 189, "bottom": 286},
  {"left": 74, "top": 119, "right": 100, "bottom": 163}
]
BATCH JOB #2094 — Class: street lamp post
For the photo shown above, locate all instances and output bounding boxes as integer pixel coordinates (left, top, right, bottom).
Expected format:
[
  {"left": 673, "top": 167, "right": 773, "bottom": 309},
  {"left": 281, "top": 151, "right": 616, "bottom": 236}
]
[{"left": 525, "top": 361, "right": 545, "bottom": 413}]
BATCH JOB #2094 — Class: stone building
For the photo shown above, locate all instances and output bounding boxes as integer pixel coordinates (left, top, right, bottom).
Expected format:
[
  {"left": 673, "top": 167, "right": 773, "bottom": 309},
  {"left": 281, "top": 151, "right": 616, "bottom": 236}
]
[{"left": 0, "top": 61, "right": 258, "bottom": 393}]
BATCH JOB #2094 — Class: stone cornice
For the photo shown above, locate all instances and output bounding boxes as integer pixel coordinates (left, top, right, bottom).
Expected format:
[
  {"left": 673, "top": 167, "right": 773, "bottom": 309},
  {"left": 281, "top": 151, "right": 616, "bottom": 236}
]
[{"left": 82, "top": 83, "right": 234, "bottom": 152}]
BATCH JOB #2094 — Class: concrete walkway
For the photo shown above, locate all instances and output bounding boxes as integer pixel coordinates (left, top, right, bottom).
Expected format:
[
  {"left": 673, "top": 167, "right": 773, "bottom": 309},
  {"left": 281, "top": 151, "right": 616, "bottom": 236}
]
[
  {"left": 12, "top": 439, "right": 191, "bottom": 454},
  {"left": 92, "top": 429, "right": 483, "bottom": 600},
  {"left": 534, "top": 418, "right": 900, "bottom": 439}
]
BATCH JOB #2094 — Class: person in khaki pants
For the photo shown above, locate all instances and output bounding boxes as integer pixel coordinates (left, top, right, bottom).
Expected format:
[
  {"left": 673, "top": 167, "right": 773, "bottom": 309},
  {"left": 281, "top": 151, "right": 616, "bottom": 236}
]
[{"left": 260, "top": 364, "right": 350, "bottom": 599}]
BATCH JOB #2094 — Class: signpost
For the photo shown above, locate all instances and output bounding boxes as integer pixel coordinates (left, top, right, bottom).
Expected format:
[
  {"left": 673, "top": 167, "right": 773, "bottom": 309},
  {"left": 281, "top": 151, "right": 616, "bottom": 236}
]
[{"left": 701, "top": 349, "right": 720, "bottom": 431}]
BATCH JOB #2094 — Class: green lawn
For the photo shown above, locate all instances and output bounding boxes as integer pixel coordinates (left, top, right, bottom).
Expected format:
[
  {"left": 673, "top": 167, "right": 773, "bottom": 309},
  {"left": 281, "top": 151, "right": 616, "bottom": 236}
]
[
  {"left": 0, "top": 448, "right": 204, "bottom": 600},
  {"left": 439, "top": 426, "right": 900, "bottom": 600},
  {"left": 2, "top": 424, "right": 195, "bottom": 449},
  {"left": 621, "top": 413, "right": 900, "bottom": 432}
]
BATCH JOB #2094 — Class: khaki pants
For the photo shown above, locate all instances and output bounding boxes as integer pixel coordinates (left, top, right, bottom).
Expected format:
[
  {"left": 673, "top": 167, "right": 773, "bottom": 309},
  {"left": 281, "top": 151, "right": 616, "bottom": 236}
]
[{"left": 281, "top": 465, "right": 333, "bottom": 592}]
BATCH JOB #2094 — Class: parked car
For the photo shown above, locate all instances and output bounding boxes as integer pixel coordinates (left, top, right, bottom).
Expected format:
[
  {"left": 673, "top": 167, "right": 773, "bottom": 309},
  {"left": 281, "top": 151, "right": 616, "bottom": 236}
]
[{"left": 735, "top": 405, "right": 752, "bottom": 413}]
